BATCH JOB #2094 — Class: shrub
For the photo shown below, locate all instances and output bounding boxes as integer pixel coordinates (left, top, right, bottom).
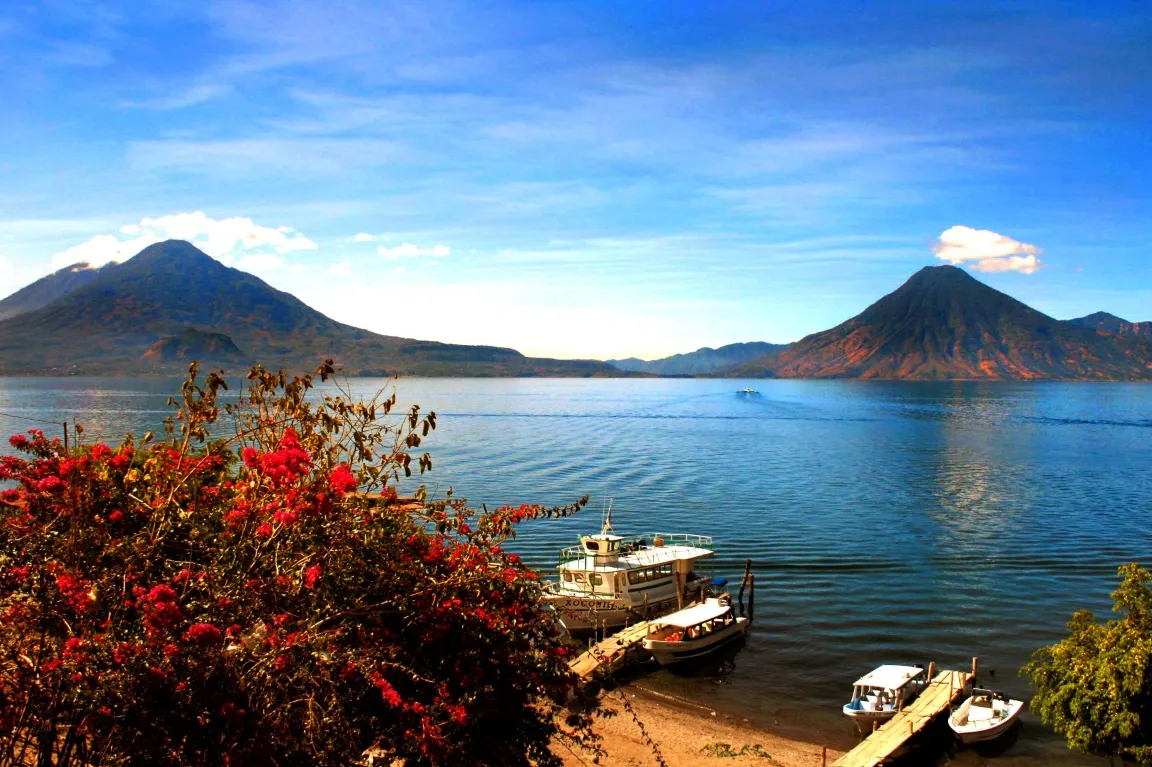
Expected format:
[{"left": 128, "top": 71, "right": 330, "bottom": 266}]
[
  {"left": 1024, "top": 563, "right": 1152, "bottom": 765},
  {"left": 0, "top": 362, "right": 593, "bottom": 766}
]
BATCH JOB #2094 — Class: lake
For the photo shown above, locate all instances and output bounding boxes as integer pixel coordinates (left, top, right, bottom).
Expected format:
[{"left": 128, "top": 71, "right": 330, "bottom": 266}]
[{"left": 3, "top": 376, "right": 1149, "bottom": 765}]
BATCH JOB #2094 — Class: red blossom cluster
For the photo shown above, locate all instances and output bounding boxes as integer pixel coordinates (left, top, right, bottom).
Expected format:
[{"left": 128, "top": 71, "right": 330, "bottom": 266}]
[{"left": 0, "top": 363, "right": 594, "bottom": 767}]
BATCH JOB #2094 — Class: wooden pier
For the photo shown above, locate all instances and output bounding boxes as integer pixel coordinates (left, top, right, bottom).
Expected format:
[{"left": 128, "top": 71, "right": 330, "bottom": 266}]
[
  {"left": 568, "top": 620, "right": 655, "bottom": 679},
  {"left": 830, "top": 667, "right": 972, "bottom": 767}
]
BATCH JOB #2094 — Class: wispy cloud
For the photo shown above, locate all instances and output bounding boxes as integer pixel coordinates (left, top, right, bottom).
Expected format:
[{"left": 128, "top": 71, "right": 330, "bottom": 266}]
[
  {"left": 932, "top": 225, "right": 1043, "bottom": 274},
  {"left": 377, "top": 243, "right": 449, "bottom": 260}
]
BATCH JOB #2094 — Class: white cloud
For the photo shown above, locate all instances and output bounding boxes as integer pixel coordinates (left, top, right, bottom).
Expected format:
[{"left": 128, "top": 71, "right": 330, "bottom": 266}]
[
  {"left": 351, "top": 232, "right": 377, "bottom": 242},
  {"left": 50, "top": 211, "right": 318, "bottom": 270},
  {"left": 932, "top": 225, "right": 1043, "bottom": 274},
  {"left": 377, "top": 243, "right": 450, "bottom": 260},
  {"left": 328, "top": 261, "right": 352, "bottom": 276}
]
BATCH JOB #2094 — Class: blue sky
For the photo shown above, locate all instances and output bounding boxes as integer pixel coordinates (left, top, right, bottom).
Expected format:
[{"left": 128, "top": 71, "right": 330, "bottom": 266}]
[{"left": 0, "top": 0, "right": 1149, "bottom": 359}]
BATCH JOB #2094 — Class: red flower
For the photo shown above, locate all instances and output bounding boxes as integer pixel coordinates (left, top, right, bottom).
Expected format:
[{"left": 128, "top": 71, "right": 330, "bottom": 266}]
[
  {"left": 36, "top": 476, "right": 65, "bottom": 493},
  {"left": 8, "top": 434, "right": 29, "bottom": 450},
  {"left": 186, "top": 623, "right": 223, "bottom": 646},
  {"left": 328, "top": 464, "right": 358, "bottom": 495},
  {"left": 370, "top": 672, "right": 402, "bottom": 707},
  {"left": 303, "top": 564, "right": 321, "bottom": 589},
  {"left": 241, "top": 447, "right": 260, "bottom": 468}
]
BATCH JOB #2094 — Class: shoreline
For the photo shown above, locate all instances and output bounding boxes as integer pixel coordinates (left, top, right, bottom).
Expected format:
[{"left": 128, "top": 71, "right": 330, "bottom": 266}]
[{"left": 555, "top": 685, "right": 845, "bottom": 767}]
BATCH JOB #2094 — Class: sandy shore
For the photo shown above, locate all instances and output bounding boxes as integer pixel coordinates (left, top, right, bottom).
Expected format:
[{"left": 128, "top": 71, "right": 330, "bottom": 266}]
[{"left": 555, "top": 686, "right": 844, "bottom": 767}]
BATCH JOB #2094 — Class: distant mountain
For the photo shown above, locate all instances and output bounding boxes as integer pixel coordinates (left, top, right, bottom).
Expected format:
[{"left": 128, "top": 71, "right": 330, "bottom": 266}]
[
  {"left": 141, "top": 328, "right": 246, "bottom": 366},
  {"left": 0, "top": 261, "right": 118, "bottom": 321},
  {"left": 608, "top": 342, "right": 786, "bottom": 375},
  {"left": 1065, "top": 311, "right": 1152, "bottom": 340},
  {"left": 728, "top": 266, "right": 1152, "bottom": 380},
  {"left": 0, "top": 240, "right": 619, "bottom": 377}
]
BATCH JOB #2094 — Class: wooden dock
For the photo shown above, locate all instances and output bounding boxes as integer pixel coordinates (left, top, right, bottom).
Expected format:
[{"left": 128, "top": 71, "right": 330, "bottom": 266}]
[
  {"left": 568, "top": 621, "right": 655, "bottom": 679},
  {"left": 831, "top": 668, "right": 972, "bottom": 767}
]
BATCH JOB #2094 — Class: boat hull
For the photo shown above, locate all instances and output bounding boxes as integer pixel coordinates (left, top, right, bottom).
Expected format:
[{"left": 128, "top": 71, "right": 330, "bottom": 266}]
[
  {"left": 841, "top": 706, "right": 898, "bottom": 724},
  {"left": 543, "top": 586, "right": 706, "bottom": 633},
  {"left": 949, "top": 699, "right": 1024, "bottom": 745}
]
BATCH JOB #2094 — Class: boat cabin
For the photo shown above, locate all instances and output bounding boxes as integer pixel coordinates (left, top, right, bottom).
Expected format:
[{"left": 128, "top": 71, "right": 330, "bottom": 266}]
[
  {"left": 648, "top": 599, "right": 737, "bottom": 642},
  {"left": 844, "top": 665, "right": 926, "bottom": 717},
  {"left": 554, "top": 532, "right": 713, "bottom": 600}
]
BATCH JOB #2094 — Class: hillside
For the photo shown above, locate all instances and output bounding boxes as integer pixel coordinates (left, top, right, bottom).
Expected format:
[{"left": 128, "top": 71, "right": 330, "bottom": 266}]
[
  {"left": 1065, "top": 311, "right": 1152, "bottom": 340},
  {"left": 0, "top": 262, "right": 118, "bottom": 321},
  {"left": 0, "top": 240, "right": 618, "bottom": 377},
  {"left": 608, "top": 342, "right": 785, "bottom": 375},
  {"left": 727, "top": 266, "right": 1152, "bottom": 380}
]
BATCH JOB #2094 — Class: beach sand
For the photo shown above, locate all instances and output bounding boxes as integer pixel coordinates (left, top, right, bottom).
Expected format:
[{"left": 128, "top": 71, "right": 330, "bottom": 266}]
[{"left": 555, "top": 686, "right": 844, "bottom": 767}]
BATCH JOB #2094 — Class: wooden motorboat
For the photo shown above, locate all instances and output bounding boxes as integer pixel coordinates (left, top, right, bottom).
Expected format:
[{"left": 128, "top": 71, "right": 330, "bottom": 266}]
[
  {"left": 948, "top": 688, "right": 1024, "bottom": 744},
  {"left": 641, "top": 597, "right": 748, "bottom": 665},
  {"left": 842, "top": 665, "right": 927, "bottom": 723}
]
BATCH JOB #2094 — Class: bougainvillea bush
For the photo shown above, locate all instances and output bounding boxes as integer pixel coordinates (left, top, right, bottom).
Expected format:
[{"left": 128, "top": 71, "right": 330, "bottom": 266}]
[{"left": 0, "top": 362, "right": 593, "bottom": 766}]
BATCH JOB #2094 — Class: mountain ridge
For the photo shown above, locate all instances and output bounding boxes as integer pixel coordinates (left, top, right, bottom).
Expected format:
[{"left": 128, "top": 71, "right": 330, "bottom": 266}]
[
  {"left": 0, "top": 240, "right": 620, "bottom": 377},
  {"left": 608, "top": 342, "right": 786, "bottom": 375}
]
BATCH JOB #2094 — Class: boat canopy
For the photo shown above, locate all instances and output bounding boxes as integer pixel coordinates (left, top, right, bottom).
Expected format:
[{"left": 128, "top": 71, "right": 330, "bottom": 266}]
[
  {"left": 851, "top": 665, "right": 924, "bottom": 690},
  {"left": 656, "top": 601, "right": 731, "bottom": 629}
]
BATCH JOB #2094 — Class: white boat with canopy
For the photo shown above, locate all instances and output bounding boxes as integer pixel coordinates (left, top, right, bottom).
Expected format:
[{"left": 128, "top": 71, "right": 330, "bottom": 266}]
[
  {"left": 542, "top": 507, "right": 716, "bottom": 633},
  {"left": 641, "top": 597, "right": 748, "bottom": 665},
  {"left": 842, "top": 665, "right": 927, "bottom": 723},
  {"left": 948, "top": 688, "right": 1024, "bottom": 744}
]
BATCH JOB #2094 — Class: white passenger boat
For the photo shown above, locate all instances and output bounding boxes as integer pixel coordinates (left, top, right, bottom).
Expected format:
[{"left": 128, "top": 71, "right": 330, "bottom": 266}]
[
  {"left": 842, "top": 665, "right": 927, "bottom": 723},
  {"left": 737, "top": 387, "right": 759, "bottom": 394},
  {"left": 641, "top": 597, "right": 748, "bottom": 665},
  {"left": 542, "top": 509, "right": 716, "bottom": 633},
  {"left": 948, "top": 688, "right": 1024, "bottom": 744}
]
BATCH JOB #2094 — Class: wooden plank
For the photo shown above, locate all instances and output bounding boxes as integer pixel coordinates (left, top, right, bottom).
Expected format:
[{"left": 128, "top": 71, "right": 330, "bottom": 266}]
[
  {"left": 832, "top": 670, "right": 971, "bottom": 767},
  {"left": 568, "top": 620, "right": 655, "bottom": 679}
]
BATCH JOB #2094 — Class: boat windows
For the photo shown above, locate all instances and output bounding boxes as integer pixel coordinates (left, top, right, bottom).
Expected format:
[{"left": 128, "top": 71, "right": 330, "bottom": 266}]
[
  {"left": 574, "top": 573, "right": 586, "bottom": 583},
  {"left": 589, "top": 574, "right": 603, "bottom": 586},
  {"left": 586, "top": 541, "right": 600, "bottom": 552},
  {"left": 627, "top": 563, "right": 674, "bottom": 585},
  {"left": 562, "top": 572, "right": 573, "bottom": 583}
]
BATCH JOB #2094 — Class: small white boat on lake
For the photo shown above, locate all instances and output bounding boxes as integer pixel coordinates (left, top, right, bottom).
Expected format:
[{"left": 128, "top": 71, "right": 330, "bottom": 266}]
[
  {"left": 641, "top": 596, "right": 748, "bottom": 665},
  {"left": 948, "top": 688, "right": 1024, "bottom": 744},
  {"left": 737, "top": 387, "right": 759, "bottom": 394},
  {"left": 842, "top": 664, "right": 927, "bottom": 724},
  {"left": 541, "top": 508, "right": 716, "bottom": 634}
]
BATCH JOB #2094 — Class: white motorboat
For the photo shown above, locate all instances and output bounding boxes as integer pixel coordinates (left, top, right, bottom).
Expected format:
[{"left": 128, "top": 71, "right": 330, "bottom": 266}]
[
  {"left": 641, "top": 597, "right": 748, "bottom": 665},
  {"left": 948, "top": 688, "right": 1024, "bottom": 744},
  {"left": 737, "top": 387, "right": 759, "bottom": 394},
  {"left": 842, "top": 665, "right": 927, "bottom": 723},
  {"left": 542, "top": 506, "right": 716, "bottom": 633}
]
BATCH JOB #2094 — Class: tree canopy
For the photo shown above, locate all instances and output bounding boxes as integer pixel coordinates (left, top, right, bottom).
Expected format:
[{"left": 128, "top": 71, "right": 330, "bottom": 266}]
[
  {"left": 0, "top": 362, "right": 595, "bottom": 766},
  {"left": 1024, "top": 563, "right": 1152, "bottom": 765}
]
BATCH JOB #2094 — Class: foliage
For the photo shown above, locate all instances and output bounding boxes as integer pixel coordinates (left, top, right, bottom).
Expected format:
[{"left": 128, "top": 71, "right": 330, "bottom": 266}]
[
  {"left": 1024, "top": 563, "right": 1152, "bottom": 765},
  {"left": 0, "top": 361, "right": 594, "bottom": 766}
]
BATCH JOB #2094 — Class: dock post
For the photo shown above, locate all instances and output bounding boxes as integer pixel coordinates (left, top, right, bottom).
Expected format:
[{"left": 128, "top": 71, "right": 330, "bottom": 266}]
[
  {"left": 971, "top": 657, "right": 979, "bottom": 682},
  {"left": 821, "top": 746, "right": 827, "bottom": 766},
  {"left": 872, "top": 720, "right": 877, "bottom": 734},
  {"left": 676, "top": 572, "right": 685, "bottom": 610},
  {"left": 749, "top": 573, "right": 755, "bottom": 623},
  {"left": 737, "top": 559, "right": 751, "bottom": 615},
  {"left": 927, "top": 661, "right": 935, "bottom": 681},
  {"left": 63, "top": 422, "right": 69, "bottom": 452}
]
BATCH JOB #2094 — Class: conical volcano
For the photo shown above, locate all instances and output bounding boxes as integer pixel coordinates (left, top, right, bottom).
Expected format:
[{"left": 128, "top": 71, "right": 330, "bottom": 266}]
[{"left": 731, "top": 266, "right": 1152, "bottom": 380}]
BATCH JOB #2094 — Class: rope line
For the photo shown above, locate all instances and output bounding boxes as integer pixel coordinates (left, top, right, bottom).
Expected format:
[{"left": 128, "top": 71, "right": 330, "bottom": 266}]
[{"left": 0, "top": 411, "right": 68, "bottom": 427}]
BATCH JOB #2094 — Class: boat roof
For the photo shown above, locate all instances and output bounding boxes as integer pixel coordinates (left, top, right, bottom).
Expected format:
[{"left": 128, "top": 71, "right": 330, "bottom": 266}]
[
  {"left": 852, "top": 665, "right": 925, "bottom": 690},
  {"left": 559, "top": 544, "right": 713, "bottom": 572},
  {"left": 655, "top": 601, "right": 731, "bottom": 628}
]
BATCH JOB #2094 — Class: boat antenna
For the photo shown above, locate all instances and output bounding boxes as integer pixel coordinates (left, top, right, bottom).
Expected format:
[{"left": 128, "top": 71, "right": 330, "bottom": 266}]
[{"left": 601, "top": 498, "right": 615, "bottom": 535}]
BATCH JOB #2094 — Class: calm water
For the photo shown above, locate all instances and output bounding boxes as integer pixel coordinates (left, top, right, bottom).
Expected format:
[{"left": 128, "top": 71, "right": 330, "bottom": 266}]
[{"left": 3, "top": 377, "right": 1150, "bottom": 765}]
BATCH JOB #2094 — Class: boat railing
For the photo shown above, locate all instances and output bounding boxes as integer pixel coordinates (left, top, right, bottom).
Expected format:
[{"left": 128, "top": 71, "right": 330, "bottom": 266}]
[{"left": 557, "top": 533, "right": 713, "bottom": 567}]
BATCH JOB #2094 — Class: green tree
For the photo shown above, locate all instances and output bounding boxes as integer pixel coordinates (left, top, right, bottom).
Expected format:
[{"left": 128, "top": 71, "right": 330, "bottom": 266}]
[{"left": 1024, "top": 563, "right": 1152, "bottom": 765}]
